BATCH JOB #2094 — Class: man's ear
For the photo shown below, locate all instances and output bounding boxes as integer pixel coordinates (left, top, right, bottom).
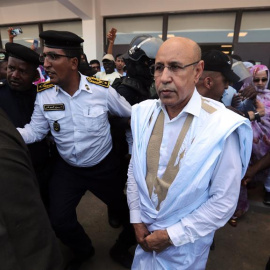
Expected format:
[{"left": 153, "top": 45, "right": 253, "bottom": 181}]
[
  {"left": 71, "top": 57, "right": 79, "bottom": 70},
  {"left": 203, "top": 76, "right": 212, "bottom": 90},
  {"left": 194, "top": 60, "right": 204, "bottom": 84}
]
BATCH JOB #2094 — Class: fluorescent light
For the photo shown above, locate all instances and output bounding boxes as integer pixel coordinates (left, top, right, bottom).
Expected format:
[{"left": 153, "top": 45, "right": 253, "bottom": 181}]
[
  {"left": 158, "top": 34, "right": 175, "bottom": 38},
  {"left": 227, "top": 32, "right": 248, "bottom": 37},
  {"left": 222, "top": 51, "right": 230, "bottom": 54},
  {"left": 239, "top": 32, "right": 248, "bottom": 37},
  {"left": 221, "top": 45, "right": 232, "bottom": 48}
]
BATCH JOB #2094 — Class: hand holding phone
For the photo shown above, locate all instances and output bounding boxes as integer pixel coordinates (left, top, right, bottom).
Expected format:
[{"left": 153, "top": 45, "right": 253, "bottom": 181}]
[
  {"left": 33, "top": 39, "right": 38, "bottom": 49},
  {"left": 10, "top": 28, "right": 23, "bottom": 36},
  {"left": 110, "top": 28, "right": 117, "bottom": 39},
  {"left": 107, "top": 27, "right": 117, "bottom": 43}
]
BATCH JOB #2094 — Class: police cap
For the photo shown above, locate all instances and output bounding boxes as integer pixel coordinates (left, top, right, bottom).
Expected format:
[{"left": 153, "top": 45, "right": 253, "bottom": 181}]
[
  {"left": 39, "top": 30, "right": 84, "bottom": 50},
  {"left": 202, "top": 50, "right": 240, "bottom": 83},
  {"left": 5, "top": 42, "right": 40, "bottom": 67}
]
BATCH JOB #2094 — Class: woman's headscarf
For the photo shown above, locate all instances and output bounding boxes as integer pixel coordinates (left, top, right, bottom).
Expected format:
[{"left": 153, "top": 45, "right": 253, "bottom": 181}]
[{"left": 250, "top": 64, "right": 269, "bottom": 92}]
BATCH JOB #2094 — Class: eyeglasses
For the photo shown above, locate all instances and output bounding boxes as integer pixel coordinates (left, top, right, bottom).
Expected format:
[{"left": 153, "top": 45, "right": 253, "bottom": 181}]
[
  {"left": 150, "top": 61, "right": 199, "bottom": 76},
  {"left": 253, "top": 78, "right": 268, "bottom": 83},
  {"left": 39, "top": 52, "right": 72, "bottom": 63}
]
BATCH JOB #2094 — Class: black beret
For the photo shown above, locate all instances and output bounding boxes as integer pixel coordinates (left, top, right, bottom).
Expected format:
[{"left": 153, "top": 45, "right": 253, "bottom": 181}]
[
  {"left": 5, "top": 42, "right": 40, "bottom": 67},
  {"left": 39, "top": 30, "right": 84, "bottom": 50}
]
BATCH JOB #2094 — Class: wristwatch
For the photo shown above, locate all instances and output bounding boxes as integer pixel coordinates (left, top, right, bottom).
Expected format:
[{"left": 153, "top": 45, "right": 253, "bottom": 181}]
[{"left": 254, "top": 111, "right": 261, "bottom": 122}]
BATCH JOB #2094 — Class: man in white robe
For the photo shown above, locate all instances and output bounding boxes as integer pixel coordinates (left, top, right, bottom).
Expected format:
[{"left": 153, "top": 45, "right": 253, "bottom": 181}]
[{"left": 127, "top": 37, "right": 253, "bottom": 270}]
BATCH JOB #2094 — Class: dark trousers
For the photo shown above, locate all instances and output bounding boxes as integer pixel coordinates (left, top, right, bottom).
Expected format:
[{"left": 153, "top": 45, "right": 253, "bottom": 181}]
[{"left": 48, "top": 150, "right": 135, "bottom": 258}]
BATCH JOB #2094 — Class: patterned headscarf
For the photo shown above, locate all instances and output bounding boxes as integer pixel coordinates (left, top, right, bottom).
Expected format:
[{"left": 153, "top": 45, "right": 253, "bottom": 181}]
[{"left": 250, "top": 64, "right": 269, "bottom": 92}]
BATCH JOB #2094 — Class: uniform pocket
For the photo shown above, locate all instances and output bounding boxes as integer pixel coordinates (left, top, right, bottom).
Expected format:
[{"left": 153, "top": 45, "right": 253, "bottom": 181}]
[
  {"left": 44, "top": 111, "right": 66, "bottom": 121},
  {"left": 44, "top": 111, "right": 66, "bottom": 132},
  {"left": 83, "top": 106, "right": 107, "bottom": 131}
]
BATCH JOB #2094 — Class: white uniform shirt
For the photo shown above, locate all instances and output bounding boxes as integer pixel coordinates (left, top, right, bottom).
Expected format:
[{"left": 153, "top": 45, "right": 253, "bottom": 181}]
[
  {"left": 127, "top": 90, "right": 242, "bottom": 246},
  {"left": 18, "top": 74, "right": 132, "bottom": 167}
]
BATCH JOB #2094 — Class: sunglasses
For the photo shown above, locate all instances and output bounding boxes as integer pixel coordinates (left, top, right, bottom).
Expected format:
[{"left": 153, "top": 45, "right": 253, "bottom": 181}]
[{"left": 253, "top": 78, "right": 268, "bottom": 83}]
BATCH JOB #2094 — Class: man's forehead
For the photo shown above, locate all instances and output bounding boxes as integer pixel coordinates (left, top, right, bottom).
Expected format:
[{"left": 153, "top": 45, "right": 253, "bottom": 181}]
[
  {"left": 156, "top": 50, "right": 191, "bottom": 64},
  {"left": 156, "top": 38, "right": 195, "bottom": 62},
  {"left": 44, "top": 47, "right": 65, "bottom": 53}
]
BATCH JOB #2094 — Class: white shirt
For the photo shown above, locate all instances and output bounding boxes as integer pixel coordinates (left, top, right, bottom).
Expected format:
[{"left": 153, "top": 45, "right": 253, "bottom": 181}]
[
  {"left": 18, "top": 74, "right": 132, "bottom": 167},
  {"left": 95, "top": 71, "right": 121, "bottom": 85},
  {"left": 221, "top": 85, "right": 237, "bottom": 106},
  {"left": 127, "top": 90, "right": 242, "bottom": 246}
]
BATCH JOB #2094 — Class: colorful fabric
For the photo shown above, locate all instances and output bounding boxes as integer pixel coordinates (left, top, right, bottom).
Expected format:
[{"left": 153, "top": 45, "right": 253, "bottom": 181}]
[{"left": 250, "top": 65, "right": 270, "bottom": 162}]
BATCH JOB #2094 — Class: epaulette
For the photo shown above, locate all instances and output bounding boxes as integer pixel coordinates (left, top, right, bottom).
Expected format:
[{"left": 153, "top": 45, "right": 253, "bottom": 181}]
[
  {"left": 86, "top": 76, "right": 109, "bottom": 88},
  {"left": 37, "top": 81, "right": 54, "bottom": 93}
]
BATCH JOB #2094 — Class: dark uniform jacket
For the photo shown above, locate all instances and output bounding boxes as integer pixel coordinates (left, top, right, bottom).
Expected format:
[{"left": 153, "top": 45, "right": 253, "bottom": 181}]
[
  {"left": 0, "top": 81, "right": 50, "bottom": 169},
  {"left": 0, "top": 108, "right": 64, "bottom": 270}
]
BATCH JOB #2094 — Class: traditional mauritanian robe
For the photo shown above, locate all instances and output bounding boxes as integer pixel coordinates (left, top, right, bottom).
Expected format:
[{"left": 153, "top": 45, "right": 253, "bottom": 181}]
[{"left": 127, "top": 89, "right": 252, "bottom": 270}]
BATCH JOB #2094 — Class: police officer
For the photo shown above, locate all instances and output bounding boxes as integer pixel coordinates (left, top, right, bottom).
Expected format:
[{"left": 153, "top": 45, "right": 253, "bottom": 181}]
[
  {"left": 112, "top": 35, "right": 163, "bottom": 104},
  {"left": 17, "top": 30, "right": 135, "bottom": 270},
  {"left": 0, "top": 43, "right": 52, "bottom": 208}
]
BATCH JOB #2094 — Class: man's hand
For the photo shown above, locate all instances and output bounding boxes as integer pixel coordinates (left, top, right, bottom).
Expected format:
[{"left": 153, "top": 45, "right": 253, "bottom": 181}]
[
  {"left": 144, "top": 229, "right": 172, "bottom": 253},
  {"left": 7, "top": 27, "right": 16, "bottom": 42},
  {"left": 107, "top": 28, "right": 117, "bottom": 44},
  {"left": 231, "top": 94, "right": 242, "bottom": 108},
  {"left": 255, "top": 99, "right": 265, "bottom": 117},
  {"left": 133, "top": 223, "right": 151, "bottom": 252},
  {"left": 239, "top": 85, "right": 257, "bottom": 100}
]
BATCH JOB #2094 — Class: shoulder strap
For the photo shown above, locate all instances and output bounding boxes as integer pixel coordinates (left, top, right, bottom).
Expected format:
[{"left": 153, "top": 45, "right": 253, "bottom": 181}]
[
  {"left": 87, "top": 76, "right": 110, "bottom": 88},
  {"left": 37, "top": 81, "right": 54, "bottom": 93}
]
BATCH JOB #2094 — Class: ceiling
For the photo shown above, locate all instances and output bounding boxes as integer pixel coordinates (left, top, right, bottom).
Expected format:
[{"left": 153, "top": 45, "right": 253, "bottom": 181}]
[{"left": 0, "top": 0, "right": 53, "bottom": 7}]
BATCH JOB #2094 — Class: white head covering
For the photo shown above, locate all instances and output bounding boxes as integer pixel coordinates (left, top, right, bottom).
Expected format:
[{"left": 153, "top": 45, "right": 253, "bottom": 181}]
[{"left": 243, "top": 61, "right": 254, "bottom": 69}]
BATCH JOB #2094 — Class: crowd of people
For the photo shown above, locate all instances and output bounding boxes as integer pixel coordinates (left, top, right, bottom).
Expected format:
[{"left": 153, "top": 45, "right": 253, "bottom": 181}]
[{"left": 0, "top": 26, "right": 269, "bottom": 270}]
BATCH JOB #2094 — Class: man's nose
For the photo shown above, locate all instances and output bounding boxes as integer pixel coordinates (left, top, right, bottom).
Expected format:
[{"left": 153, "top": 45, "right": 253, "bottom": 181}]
[
  {"left": 43, "top": 57, "right": 51, "bottom": 68},
  {"left": 160, "top": 67, "right": 173, "bottom": 83},
  {"left": 11, "top": 69, "right": 19, "bottom": 78}
]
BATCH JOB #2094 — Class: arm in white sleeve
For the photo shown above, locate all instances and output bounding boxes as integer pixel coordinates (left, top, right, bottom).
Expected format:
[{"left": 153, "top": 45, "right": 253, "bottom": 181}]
[
  {"left": 107, "top": 86, "right": 131, "bottom": 117},
  {"left": 167, "top": 131, "right": 242, "bottom": 246},
  {"left": 17, "top": 98, "right": 50, "bottom": 144},
  {"left": 127, "top": 156, "right": 142, "bottom": 223}
]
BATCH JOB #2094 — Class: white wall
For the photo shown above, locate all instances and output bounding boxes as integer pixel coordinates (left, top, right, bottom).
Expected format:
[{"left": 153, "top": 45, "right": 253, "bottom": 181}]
[
  {"left": 0, "top": 2, "right": 78, "bottom": 25},
  {"left": 100, "top": 0, "right": 270, "bottom": 16}
]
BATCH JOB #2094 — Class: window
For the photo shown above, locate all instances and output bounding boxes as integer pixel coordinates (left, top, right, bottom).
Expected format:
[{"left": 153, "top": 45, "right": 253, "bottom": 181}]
[
  {"left": 168, "top": 13, "right": 236, "bottom": 43},
  {"left": 0, "top": 24, "right": 39, "bottom": 48},
  {"left": 106, "top": 16, "right": 163, "bottom": 45},
  {"left": 239, "top": 11, "right": 270, "bottom": 42}
]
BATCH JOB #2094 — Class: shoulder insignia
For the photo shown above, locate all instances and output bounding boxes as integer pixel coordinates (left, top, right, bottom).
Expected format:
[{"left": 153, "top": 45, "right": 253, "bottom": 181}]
[
  {"left": 37, "top": 81, "right": 55, "bottom": 93},
  {"left": 86, "top": 76, "right": 109, "bottom": 88}
]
